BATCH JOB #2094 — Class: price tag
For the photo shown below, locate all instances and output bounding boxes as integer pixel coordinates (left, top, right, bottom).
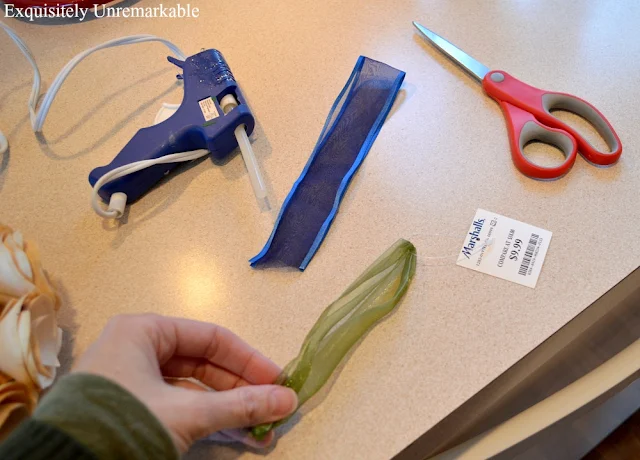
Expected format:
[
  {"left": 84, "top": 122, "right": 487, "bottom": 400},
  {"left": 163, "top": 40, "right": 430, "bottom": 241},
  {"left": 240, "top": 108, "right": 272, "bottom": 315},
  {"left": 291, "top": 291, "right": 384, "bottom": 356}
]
[
  {"left": 456, "top": 209, "right": 552, "bottom": 288},
  {"left": 198, "top": 97, "right": 219, "bottom": 122}
]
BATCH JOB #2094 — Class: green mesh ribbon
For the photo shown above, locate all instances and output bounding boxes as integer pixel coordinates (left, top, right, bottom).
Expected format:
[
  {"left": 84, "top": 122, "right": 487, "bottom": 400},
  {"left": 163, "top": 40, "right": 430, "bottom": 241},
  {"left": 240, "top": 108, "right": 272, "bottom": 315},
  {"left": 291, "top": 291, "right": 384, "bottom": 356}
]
[{"left": 252, "top": 239, "right": 416, "bottom": 440}]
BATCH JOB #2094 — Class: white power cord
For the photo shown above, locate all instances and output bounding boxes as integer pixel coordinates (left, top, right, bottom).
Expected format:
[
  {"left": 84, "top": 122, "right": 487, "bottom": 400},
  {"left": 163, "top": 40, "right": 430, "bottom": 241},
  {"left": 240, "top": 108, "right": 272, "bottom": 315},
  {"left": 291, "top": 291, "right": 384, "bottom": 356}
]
[
  {"left": 0, "top": 20, "right": 39, "bottom": 155},
  {"left": 0, "top": 20, "right": 190, "bottom": 218},
  {"left": 0, "top": 19, "right": 186, "bottom": 151},
  {"left": 91, "top": 149, "right": 209, "bottom": 218}
]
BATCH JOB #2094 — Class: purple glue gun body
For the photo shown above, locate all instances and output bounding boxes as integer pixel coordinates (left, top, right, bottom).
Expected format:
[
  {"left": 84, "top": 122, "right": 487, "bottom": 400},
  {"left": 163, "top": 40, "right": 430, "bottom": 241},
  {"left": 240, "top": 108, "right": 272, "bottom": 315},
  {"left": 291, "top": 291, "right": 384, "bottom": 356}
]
[{"left": 89, "top": 49, "right": 255, "bottom": 203}]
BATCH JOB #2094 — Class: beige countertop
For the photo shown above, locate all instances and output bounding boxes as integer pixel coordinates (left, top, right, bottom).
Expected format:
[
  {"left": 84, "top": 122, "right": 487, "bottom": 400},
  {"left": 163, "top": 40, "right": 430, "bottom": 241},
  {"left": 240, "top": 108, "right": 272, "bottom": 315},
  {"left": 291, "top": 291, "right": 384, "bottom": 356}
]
[{"left": 1, "top": 1, "right": 639, "bottom": 458}]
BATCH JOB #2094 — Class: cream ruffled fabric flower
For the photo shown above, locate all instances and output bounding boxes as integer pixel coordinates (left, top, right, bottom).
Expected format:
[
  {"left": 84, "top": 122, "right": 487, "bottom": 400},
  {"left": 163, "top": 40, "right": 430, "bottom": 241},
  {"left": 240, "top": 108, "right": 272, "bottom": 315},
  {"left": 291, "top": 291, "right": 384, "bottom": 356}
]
[{"left": 0, "top": 225, "right": 61, "bottom": 436}]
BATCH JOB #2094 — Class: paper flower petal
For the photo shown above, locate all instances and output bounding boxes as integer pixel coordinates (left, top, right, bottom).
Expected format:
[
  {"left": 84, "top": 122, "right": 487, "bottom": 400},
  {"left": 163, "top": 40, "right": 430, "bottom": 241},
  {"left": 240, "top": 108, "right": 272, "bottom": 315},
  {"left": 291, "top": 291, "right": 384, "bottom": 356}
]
[
  {"left": 0, "top": 298, "right": 33, "bottom": 386},
  {"left": 0, "top": 378, "right": 35, "bottom": 441},
  {"left": 26, "top": 295, "right": 58, "bottom": 364},
  {"left": 0, "top": 402, "right": 29, "bottom": 441},
  {"left": 7, "top": 230, "right": 23, "bottom": 248},
  {"left": 0, "top": 225, "right": 62, "bottom": 406},
  {"left": 0, "top": 293, "right": 15, "bottom": 319},
  {"left": 23, "top": 295, "right": 60, "bottom": 388},
  {"left": 22, "top": 243, "right": 59, "bottom": 311},
  {"left": 19, "top": 309, "right": 56, "bottom": 389},
  {"left": 18, "top": 307, "right": 41, "bottom": 387},
  {"left": 3, "top": 233, "right": 33, "bottom": 281},
  {"left": 0, "top": 246, "right": 34, "bottom": 298},
  {"left": 33, "top": 317, "right": 58, "bottom": 367},
  {"left": 0, "top": 226, "right": 12, "bottom": 239}
]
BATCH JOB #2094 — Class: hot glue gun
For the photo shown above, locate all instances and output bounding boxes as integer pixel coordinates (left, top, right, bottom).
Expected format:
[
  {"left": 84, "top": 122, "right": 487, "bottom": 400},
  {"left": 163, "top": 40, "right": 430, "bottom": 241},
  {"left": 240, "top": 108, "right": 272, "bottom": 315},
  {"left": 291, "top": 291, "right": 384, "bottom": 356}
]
[{"left": 89, "top": 49, "right": 267, "bottom": 218}]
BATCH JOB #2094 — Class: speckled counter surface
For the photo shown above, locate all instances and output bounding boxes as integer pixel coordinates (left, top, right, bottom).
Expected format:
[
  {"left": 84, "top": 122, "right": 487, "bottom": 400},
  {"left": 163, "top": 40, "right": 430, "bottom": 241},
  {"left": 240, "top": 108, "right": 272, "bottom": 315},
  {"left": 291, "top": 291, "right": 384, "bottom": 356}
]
[{"left": 1, "top": 1, "right": 639, "bottom": 459}]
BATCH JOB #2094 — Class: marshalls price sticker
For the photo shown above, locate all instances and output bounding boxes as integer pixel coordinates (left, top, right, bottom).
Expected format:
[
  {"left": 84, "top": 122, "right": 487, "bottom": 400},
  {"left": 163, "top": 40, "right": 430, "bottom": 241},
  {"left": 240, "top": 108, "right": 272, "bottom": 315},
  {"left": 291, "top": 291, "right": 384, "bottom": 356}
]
[{"left": 456, "top": 209, "right": 552, "bottom": 288}]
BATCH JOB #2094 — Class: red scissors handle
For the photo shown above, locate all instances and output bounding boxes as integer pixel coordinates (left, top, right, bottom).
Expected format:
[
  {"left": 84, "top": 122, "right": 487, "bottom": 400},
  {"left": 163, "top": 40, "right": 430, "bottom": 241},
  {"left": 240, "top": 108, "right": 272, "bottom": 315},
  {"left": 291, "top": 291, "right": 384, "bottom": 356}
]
[
  {"left": 482, "top": 71, "right": 622, "bottom": 179},
  {"left": 497, "top": 102, "right": 577, "bottom": 179}
]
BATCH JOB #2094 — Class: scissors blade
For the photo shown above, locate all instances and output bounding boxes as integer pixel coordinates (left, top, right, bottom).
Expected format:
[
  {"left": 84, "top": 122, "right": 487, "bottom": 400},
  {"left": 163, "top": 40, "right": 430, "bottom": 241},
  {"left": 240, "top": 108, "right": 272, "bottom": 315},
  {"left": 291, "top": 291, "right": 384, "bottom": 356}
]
[{"left": 413, "top": 22, "right": 490, "bottom": 82}]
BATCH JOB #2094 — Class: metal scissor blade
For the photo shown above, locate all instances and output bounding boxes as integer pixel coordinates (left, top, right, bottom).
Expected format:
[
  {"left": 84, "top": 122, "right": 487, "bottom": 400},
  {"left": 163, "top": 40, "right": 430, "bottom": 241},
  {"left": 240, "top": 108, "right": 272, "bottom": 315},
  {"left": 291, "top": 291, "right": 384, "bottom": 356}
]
[{"left": 413, "top": 22, "right": 490, "bottom": 82}]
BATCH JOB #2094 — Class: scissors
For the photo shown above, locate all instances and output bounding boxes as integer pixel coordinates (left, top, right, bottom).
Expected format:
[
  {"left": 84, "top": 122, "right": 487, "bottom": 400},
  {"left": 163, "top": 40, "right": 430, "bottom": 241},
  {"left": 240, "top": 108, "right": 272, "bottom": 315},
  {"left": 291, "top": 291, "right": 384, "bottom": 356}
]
[{"left": 413, "top": 22, "right": 622, "bottom": 180}]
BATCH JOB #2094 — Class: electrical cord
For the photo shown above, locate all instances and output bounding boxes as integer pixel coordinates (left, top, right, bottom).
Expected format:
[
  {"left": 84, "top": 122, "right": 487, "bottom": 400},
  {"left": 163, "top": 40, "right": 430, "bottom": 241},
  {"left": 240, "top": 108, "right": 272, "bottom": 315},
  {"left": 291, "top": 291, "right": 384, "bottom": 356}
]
[
  {"left": 91, "top": 149, "right": 209, "bottom": 218},
  {"left": 1, "top": 20, "right": 189, "bottom": 218},
  {"left": 0, "top": 20, "right": 39, "bottom": 155}
]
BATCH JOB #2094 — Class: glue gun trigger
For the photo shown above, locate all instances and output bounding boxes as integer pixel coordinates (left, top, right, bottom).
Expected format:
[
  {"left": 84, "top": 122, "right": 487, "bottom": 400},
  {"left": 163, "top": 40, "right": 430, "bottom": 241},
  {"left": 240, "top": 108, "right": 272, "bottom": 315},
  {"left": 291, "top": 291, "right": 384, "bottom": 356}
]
[
  {"left": 167, "top": 56, "right": 185, "bottom": 80},
  {"left": 167, "top": 55, "right": 185, "bottom": 69}
]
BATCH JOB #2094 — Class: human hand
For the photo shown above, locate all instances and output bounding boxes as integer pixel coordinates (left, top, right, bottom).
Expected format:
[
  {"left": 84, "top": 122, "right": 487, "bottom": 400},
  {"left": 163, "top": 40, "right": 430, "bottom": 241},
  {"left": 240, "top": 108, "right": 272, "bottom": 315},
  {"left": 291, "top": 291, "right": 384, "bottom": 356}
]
[{"left": 72, "top": 314, "right": 297, "bottom": 452}]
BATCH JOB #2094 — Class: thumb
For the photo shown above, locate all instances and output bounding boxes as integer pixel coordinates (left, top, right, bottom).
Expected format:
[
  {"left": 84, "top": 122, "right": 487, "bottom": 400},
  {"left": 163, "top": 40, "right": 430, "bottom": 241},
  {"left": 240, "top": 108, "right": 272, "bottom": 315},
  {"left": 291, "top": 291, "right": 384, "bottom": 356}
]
[{"left": 177, "top": 384, "right": 298, "bottom": 438}]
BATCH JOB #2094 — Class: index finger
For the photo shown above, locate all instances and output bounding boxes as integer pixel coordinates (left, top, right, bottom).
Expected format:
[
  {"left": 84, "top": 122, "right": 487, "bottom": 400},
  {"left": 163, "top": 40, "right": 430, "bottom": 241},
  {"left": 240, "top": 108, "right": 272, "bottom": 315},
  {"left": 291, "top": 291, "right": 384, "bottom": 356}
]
[{"left": 146, "top": 315, "right": 281, "bottom": 385}]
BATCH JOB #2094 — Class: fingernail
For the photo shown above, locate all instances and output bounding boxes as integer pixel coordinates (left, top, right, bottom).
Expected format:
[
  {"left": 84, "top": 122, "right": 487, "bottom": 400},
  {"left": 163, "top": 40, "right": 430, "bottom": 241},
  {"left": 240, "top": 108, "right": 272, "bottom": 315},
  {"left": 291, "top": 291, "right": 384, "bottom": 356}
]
[{"left": 270, "top": 387, "right": 298, "bottom": 417}]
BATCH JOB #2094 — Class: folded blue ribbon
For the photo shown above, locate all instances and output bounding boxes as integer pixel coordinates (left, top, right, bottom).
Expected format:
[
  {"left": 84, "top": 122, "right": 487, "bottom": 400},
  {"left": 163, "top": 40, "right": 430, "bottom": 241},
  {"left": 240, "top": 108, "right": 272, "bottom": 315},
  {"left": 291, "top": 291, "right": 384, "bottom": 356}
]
[{"left": 250, "top": 56, "right": 405, "bottom": 270}]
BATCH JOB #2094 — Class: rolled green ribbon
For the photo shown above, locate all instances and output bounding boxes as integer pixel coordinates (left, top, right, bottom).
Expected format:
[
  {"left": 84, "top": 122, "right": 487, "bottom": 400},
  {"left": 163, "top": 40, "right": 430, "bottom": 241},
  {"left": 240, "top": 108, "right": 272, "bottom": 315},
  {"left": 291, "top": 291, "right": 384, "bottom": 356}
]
[{"left": 252, "top": 239, "right": 416, "bottom": 440}]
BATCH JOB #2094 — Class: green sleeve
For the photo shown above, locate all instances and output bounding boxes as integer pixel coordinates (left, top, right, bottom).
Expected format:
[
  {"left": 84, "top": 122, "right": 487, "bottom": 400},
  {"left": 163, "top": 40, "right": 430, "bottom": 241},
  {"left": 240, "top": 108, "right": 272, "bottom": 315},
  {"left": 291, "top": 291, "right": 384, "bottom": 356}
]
[
  {"left": 0, "top": 373, "right": 179, "bottom": 460},
  {"left": 0, "top": 417, "right": 96, "bottom": 460}
]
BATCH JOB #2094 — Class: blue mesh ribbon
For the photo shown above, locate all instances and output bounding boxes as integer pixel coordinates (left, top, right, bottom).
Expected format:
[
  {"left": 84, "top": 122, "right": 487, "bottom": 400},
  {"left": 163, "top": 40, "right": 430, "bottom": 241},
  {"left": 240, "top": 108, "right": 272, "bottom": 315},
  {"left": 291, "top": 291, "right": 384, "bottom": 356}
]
[{"left": 250, "top": 56, "right": 405, "bottom": 270}]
